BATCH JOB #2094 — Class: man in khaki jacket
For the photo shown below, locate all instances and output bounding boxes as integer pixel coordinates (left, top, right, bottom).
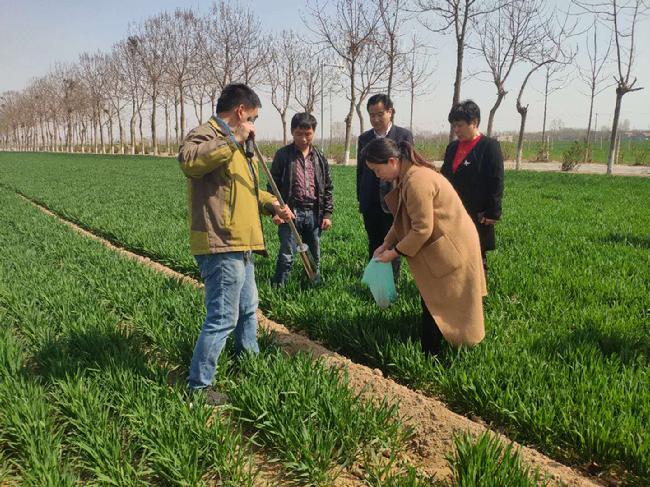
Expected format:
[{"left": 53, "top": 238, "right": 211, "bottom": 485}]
[{"left": 178, "top": 84, "right": 293, "bottom": 404}]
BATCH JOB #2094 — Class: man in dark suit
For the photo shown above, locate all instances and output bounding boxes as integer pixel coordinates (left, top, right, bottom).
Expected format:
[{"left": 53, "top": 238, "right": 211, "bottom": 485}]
[{"left": 357, "top": 94, "right": 413, "bottom": 276}]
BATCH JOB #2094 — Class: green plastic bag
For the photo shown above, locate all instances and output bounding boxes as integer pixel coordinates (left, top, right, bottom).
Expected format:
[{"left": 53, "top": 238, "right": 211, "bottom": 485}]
[{"left": 361, "top": 259, "right": 397, "bottom": 309}]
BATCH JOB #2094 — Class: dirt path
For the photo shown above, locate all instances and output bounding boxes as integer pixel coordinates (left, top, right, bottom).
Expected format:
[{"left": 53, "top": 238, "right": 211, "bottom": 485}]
[
  {"left": 343, "top": 158, "right": 650, "bottom": 177},
  {"left": 18, "top": 193, "right": 603, "bottom": 487}
]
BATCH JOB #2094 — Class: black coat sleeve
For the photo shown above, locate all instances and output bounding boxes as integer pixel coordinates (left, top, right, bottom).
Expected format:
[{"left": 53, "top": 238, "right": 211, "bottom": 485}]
[
  {"left": 269, "top": 148, "right": 285, "bottom": 198},
  {"left": 483, "top": 138, "right": 504, "bottom": 220},
  {"left": 441, "top": 142, "right": 455, "bottom": 177},
  {"left": 356, "top": 135, "right": 365, "bottom": 203},
  {"left": 405, "top": 129, "right": 414, "bottom": 145},
  {"left": 322, "top": 157, "right": 334, "bottom": 219}
]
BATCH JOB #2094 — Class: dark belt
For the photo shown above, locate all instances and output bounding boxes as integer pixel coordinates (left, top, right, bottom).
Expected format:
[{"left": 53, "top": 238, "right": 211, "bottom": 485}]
[{"left": 293, "top": 201, "right": 316, "bottom": 209}]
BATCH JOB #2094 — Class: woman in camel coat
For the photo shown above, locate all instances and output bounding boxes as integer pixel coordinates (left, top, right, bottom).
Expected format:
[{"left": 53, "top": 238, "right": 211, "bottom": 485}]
[{"left": 366, "top": 138, "right": 486, "bottom": 354}]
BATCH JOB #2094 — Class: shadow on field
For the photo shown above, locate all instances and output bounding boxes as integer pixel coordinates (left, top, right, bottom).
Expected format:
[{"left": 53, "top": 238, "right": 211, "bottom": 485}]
[
  {"left": 29, "top": 324, "right": 156, "bottom": 383},
  {"left": 601, "top": 232, "right": 650, "bottom": 249},
  {"left": 531, "top": 323, "right": 649, "bottom": 366}
]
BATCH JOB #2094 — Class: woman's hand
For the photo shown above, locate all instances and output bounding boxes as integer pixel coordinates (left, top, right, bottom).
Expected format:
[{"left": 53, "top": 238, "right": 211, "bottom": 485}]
[
  {"left": 373, "top": 242, "right": 390, "bottom": 259},
  {"left": 480, "top": 216, "right": 498, "bottom": 225},
  {"left": 375, "top": 248, "right": 399, "bottom": 263}
]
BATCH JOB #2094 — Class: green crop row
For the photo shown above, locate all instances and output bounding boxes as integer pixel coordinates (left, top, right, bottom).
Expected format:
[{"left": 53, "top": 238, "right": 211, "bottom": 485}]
[
  {"left": 0, "top": 184, "right": 548, "bottom": 486},
  {"left": 0, "top": 187, "right": 424, "bottom": 485},
  {"left": 1, "top": 151, "right": 648, "bottom": 484}
]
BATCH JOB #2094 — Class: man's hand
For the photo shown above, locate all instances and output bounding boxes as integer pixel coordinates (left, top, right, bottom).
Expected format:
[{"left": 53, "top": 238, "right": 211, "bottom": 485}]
[
  {"left": 233, "top": 121, "right": 255, "bottom": 144},
  {"left": 375, "top": 248, "right": 399, "bottom": 263},
  {"left": 272, "top": 214, "right": 284, "bottom": 225},
  {"left": 373, "top": 242, "right": 390, "bottom": 259},
  {"left": 321, "top": 218, "right": 332, "bottom": 231},
  {"left": 272, "top": 201, "right": 294, "bottom": 222}
]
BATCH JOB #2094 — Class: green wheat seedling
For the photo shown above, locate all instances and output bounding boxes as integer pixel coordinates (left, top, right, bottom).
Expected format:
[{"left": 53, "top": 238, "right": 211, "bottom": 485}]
[
  {"left": 227, "top": 350, "right": 411, "bottom": 485},
  {"left": 2, "top": 152, "right": 649, "bottom": 482}
]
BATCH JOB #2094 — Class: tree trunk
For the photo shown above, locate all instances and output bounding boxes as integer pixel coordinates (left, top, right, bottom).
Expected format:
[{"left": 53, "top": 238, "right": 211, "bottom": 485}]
[
  {"left": 107, "top": 114, "right": 114, "bottom": 154},
  {"left": 449, "top": 35, "right": 465, "bottom": 141},
  {"left": 585, "top": 87, "right": 595, "bottom": 163},
  {"left": 174, "top": 96, "right": 180, "bottom": 145},
  {"left": 541, "top": 75, "right": 549, "bottom": 147},
  {"left": 98, "top": 108, "right": 105, "bottom": 154},
  {"left": 387, "top": 35, "right": 395, "bottom": 99},
  {"left": 486, "top": 89, "right": 506, "bottom": 137},
  {"left": 67, "top": 115, "right": 73, "bottom": 152},
  {"left": 118, "top": 118, "right": 125, "bottom": 155},
  {"left": 93, "top": 111, "right": 99, "bottom": 153},
  {"left": 515, "top": 106, "right": 528, "bottom": 170},
  {"left": 355, "top": 100, "right": 365, "bottom": 135},
  {"left": 280, "top": 111, "right": 288, "bottom": 146},
  {"left": 343, "top": 63, "right": 356, "bottom": 166},
  {"left": 138, "top": 110, "right": 145, "bottom": 154},
  {"left": 179, "top": 85, "right": 186, "bottom": 141},
  {"left": 164, "top": 103, "right": 170, "bottom": 154},
  {"left": 130, "top": 99, "right": 137, "bottom": 155},
  {"left": 410, "top": 86, "right": 415, "bottom": 131},
  {"left": 607, "top": 88, "right": 624, "bottom": 175},
  {"left": 151, "top": 89, "right": 158, "bottom": 155}
]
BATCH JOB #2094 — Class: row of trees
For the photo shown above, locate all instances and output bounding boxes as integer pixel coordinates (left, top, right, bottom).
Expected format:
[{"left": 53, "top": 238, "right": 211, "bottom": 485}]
[{"left": 0, "top": 0, "right": 647, "bottom": 173}]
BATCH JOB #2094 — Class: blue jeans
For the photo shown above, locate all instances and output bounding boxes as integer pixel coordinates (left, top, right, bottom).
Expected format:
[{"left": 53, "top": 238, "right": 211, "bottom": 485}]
[
  {"left": 272, "top": 207, "right": 321, "bottom": 286},
  {"left": 188, "top": 252, "right": 259, "bottom": 390}
]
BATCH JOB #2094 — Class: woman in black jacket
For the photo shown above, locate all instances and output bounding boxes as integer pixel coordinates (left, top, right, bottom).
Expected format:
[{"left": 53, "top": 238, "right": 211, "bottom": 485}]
[{"left": 441, "top": 100, "right": 504, "bottom": 275}]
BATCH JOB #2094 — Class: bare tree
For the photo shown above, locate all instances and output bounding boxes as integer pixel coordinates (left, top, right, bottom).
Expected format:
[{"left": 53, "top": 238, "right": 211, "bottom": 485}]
[
  {"left": 473, "top": 0, "right": 543, "bottom": 136},
  {"left": 233, "top": 10, "right": 270, "bottom": 86},
  {"left": 186, "top": 82, "right": 209, "bottom": 125},
  {"left": 200, "top": 4, "right": 236, "bottom": 111},
  {"left": 78, "top": 52, "right": 108, "bottom": 154},
  {"left": 352, "top": 40, "right": 389, "bottom": 134},
  {"left": 308, "top": 0, "right": 379, "bottom": 165},
  {"left": 376, "top": 0, "right": 409, "bottom": 98},
  {"left": 574, "top": 0, "right": 647, "bottom": 174},
  {"left": 163, "top": 9, "right": 201, "bottom": 141},
  {"left": 402, "top": 36, "right": 435, "bottom": 132},
  {"left": 265, "top": 30, "right": 298, "bottom": 145},
  {"left": 415, "top": 0, "right": 502, "bottom": 141},
  {"left": 129, "top": 13, "right": 170, "bottom": 155},
  {"left": 105, "top": 51, "right": 129, "bottom": 154},
  {"left": 533, "top": 61, "right": 570, "bottom": 160},
  {"left": 578, "top": 20, "right": 612, "bottom": 162},
  {"left": 514, "top": 9, "right": 576, "bottom": 168},
  {"left": 294, "top": 46, "right": 331, "bottom": 114},
  {"left": 115, "top": 38, "right": 146, "bottom": 155}
]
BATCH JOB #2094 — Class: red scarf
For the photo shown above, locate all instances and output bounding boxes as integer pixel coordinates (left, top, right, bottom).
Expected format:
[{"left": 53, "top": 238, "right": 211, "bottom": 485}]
[{"left": 453, "top": 134, "right": 482, "bottom": 173}]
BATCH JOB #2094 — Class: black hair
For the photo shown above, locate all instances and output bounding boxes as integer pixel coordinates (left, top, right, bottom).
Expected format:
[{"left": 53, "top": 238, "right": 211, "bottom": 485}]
[
  {"left": 367, "top": 93, "right": 394, "bottom": 113},
  {"left": 216, "top": 83, "right": 261, "bottom": 114},
  {"left": 447, "top": 100, "right": 481, "bottom": 125},
  {"left": 291, "top": 112, "right": 317, "bottom": 131},
  {"left": 362, "top": 138, "right": 436, "bottom": 171}
]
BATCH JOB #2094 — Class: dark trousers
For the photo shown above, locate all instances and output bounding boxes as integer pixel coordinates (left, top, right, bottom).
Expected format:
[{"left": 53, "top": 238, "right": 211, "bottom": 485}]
[
  {"left": 272, "top": 207, "right": 321, "bottom": 286},
  {"left": 362, "top": 209, "right": 401, "bottom": 279},
  {"left": 420, "top": 298, "right": 444, "bottom": 356}
]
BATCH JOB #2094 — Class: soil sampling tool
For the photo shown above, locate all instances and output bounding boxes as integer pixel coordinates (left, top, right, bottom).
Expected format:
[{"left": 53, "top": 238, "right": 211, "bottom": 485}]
[{"left": 246, "top": 139, "right": 319, "bottom": 282}]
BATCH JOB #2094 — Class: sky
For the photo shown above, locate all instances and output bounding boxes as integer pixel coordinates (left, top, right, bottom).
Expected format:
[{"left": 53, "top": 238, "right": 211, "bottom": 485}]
[{"left": 1, "top": 0, "right": 649, "bottom": 141}]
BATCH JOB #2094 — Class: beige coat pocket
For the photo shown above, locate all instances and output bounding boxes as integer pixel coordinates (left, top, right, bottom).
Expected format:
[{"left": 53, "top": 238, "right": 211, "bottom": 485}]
[{"left": 419, "top": 235, "right": 462, "bottom": 278}]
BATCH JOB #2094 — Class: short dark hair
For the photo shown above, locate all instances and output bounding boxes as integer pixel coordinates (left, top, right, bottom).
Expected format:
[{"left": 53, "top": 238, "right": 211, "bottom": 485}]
[
  {"left": 367, "top": 93, "right": 394, "bottom": 112},
  {"left": 291, "top": 112, "right": 317, "bottom": 132},
  {"left": 216, "top": 83, "right": 261, "bottom": 114},
  {"left": 448, "top": 100, "right": 480, "bottom": 125}
]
